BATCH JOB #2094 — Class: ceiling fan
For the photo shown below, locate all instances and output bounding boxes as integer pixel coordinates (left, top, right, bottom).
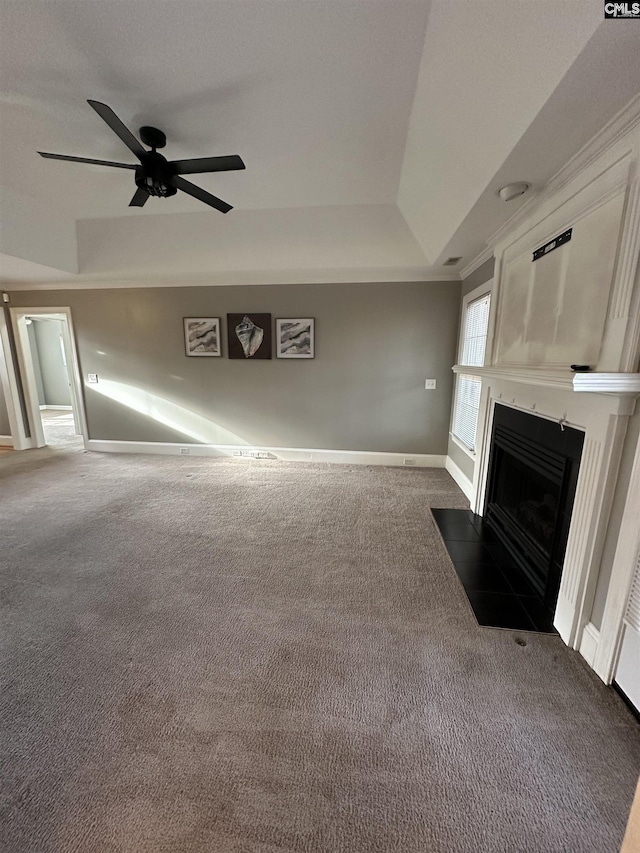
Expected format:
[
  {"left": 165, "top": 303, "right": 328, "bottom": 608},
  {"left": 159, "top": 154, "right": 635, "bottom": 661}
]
[{"left": 38, "top": 100, "right": 245, "bottom": 213}]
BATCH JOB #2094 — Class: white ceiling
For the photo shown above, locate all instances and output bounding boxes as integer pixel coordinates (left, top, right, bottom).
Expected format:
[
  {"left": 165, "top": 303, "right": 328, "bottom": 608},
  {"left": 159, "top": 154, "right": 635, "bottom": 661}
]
[{"left": 0, "top": 0, "right": 638, "bottom": 287}]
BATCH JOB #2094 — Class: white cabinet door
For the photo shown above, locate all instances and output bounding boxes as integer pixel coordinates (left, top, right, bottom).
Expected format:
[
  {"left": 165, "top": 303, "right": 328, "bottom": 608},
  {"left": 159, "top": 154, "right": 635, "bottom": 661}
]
[{"left": 615, "top": 552, "right": 640, "bottom": 713}]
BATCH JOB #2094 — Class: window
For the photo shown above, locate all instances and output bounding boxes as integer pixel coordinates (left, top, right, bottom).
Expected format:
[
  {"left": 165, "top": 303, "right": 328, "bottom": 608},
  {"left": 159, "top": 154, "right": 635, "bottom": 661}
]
[{"left": 452, "top": 288, "right": 491, "bottom": 452}]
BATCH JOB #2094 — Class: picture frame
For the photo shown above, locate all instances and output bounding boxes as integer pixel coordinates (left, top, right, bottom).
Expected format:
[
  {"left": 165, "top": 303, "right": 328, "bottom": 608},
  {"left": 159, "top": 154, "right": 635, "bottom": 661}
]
[
  {"left": 276, "top": 318, "right": 315, "bottom": 359},
  {"left": 227, "top": 313, "right": 272, "bottom": 359},
  {"left": 183, "top": 317, "right": 222, "bottom": 357}
]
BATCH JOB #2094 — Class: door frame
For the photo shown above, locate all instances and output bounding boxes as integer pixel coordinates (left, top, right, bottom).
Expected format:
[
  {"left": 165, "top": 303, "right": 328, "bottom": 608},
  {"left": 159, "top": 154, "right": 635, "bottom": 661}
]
[
  {"left": 0, "top": 307, "right": 22, "bottom": 447},
  {"left": 9, "top": 307, "right": 88, "bottom": 450}
]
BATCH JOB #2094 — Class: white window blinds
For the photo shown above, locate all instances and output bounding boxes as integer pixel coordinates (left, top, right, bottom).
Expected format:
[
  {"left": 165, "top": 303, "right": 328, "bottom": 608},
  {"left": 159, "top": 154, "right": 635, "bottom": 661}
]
[
  {"left": 461, "top": 293, "right": 490, "bottom": 367},
  {"left": 452, "top": 292, "right": 491, "bottom": 452}
]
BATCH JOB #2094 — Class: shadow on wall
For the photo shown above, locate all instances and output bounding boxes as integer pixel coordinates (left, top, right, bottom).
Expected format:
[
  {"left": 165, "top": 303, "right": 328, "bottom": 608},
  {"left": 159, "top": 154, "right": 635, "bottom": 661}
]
[{"left": 87, "top": 379, "right": 249, "bottom": 447}]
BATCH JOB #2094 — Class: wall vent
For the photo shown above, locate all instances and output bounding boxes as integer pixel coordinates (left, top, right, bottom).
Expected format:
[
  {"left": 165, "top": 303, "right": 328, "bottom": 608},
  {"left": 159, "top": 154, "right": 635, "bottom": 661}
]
[{"left": 443, "top": 256, "right": 462, "bottom": 266}]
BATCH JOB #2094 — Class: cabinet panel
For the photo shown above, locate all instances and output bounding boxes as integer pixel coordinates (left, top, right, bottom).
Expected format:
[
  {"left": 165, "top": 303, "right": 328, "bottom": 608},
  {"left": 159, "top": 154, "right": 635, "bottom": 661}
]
[{"left": 495, "top": 191, "right": 626, "bottom": 368}]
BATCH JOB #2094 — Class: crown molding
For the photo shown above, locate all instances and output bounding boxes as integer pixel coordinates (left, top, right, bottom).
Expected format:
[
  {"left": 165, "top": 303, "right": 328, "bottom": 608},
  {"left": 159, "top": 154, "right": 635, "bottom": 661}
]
[
  {"left": 2, "top": 268, "right": 462, "bottom": 291},
  {"left": 488, "top": 91, "right": 640, "bottom": 250}
]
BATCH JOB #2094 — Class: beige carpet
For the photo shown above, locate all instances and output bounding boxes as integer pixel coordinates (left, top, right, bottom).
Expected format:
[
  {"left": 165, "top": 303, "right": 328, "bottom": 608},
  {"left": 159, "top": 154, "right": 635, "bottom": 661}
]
[
  {"left": 1, "top": 449, "right": 639, "bottom": 852},
  {"left": 40, "top": 409, "right": 84, "bottom": 451}
]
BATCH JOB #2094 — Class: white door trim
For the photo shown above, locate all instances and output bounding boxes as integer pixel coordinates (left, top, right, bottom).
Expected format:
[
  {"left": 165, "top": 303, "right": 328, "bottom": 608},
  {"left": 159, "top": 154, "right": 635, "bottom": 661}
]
[
  {"left": 9, "top": 307, "right": 88, "bottom": 450},
  {"left": 0, "top": 308, "right": 24, "bottom": 448}
]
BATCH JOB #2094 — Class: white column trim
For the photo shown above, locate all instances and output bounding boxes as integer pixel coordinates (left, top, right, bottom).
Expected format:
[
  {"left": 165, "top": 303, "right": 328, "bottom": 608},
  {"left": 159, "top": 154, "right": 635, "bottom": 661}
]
[
  {"left": 594, "top": 430, "right": 640, "bottom": 684},
  {"left": 555, "top": 415, "right": 628, "bottom": 646},
  {"left": 579, "top": 622, "right": 601, "bottom": 668}
]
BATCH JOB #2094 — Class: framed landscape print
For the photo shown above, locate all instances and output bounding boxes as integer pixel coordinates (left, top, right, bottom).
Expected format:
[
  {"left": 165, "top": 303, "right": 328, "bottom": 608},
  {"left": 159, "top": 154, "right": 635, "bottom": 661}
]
[
  {"left": 227, "top": 313, "right": 272, "bottom": 359},
  {"left": 276, "top": 318, "right": 315, "bottom": 358},
  {"left": 184, "top": 317, "right": 222, "bottom": 356}
]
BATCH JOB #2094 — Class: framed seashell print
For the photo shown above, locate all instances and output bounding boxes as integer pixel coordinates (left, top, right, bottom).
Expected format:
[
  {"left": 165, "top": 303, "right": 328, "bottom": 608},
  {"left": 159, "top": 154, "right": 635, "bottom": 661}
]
[
  {"left": 227, "top": 313, "right": 272, "bottom": 359},
  {"left": 276, "top": 318, "right": 315, "bottom": 359},
  {"left": 184, "top": 317, "right": 222, "bottom": 356}
]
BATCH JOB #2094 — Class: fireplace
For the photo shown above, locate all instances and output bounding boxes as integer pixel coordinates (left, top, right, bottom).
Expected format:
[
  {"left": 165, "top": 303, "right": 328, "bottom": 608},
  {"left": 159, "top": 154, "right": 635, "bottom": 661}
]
[{"left": 484, "top": 405, "right": 584, "bottom": 609}]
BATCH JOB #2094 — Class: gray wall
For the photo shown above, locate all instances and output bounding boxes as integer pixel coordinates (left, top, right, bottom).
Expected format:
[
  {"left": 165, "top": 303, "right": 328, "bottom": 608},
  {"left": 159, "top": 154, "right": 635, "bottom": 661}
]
[
  {"left": 446, "top": 257, "right": 495, "bottom": 483},
  {"left": 11, "top": 282, "right": 460, "bottom": 454},
  {"left": 461, "top": 257, "right": 494, "bottom": 296},
  {"left": 33, "top": 319, "right": 72, "bottom": 406}
]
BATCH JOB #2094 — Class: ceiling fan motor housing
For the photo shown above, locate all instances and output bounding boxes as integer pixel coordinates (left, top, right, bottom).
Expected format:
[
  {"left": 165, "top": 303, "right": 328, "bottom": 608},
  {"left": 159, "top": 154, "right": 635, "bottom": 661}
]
[{"left": 135, "top": 151, "right": 177, "bottom": 198}]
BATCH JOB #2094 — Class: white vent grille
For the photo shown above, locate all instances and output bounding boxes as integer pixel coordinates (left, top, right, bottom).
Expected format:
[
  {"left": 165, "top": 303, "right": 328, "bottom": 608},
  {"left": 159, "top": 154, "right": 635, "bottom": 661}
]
[{"left": 624, "top": 550, "right": 640, "bottom": 632}]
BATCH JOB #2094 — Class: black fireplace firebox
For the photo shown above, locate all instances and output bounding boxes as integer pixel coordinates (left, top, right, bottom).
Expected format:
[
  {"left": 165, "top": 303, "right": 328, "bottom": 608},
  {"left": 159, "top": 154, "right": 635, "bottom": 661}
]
[{"left": 484, "top": 405, "right": 584, "bottom": 609}]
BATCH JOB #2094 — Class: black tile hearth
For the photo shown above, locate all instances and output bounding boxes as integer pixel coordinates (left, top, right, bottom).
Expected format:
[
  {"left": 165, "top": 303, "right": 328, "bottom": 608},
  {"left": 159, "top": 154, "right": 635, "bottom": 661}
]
[
  {"left": 432, "top": 508, "right": 558, "bottom": 634},
  {"left": 501, "top": 564, "right": 538, "bottom": 596},
  {"left": 444, "top": 539, "right": 494, "bottom": 564},
  {"left": 436, "top": 522, "right": 481, "bottom": 542},
  {"left": 465, "top": 590, "right": 535, "bottom": 631},
  {"left": 453, "top": 562, "right": 513, "bottom": 594},
  {"left": 518, "top": 595, "right": 557, "bottom": 634}
]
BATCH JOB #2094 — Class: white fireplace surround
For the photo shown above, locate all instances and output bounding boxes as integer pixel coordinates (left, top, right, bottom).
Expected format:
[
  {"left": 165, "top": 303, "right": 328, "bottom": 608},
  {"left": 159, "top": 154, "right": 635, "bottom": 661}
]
[
  {"left": 463, "top": 370, "right": 639, "bottom": 649},
  {"left": 454, "top": 94, "right": 640, "bottom": 668}
]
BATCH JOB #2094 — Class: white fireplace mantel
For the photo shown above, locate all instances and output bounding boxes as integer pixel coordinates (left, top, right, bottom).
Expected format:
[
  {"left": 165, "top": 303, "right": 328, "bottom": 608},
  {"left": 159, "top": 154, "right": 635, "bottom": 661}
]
[
  {"left": 469, "top": 373, "right": 636, "bottom": 651},
  {"left": 454, "top": 365, "right": 640, "bottom": 413},
  {"left": 572, "top": 372, "right": 640, "bottom": 395},
  {"left": 454, "top": 365, "right": 640, "bottom": 395}
]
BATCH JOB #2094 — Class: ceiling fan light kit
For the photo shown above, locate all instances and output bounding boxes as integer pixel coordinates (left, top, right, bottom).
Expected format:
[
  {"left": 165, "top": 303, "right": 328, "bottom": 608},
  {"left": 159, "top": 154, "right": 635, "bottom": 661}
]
[{"left": 38, "top": 100, "right": 245, "bottom": 213}]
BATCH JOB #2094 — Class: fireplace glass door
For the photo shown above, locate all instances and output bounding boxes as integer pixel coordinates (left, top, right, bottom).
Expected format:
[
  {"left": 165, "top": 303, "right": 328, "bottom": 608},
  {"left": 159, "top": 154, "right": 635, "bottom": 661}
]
[{"left": 485, "top": 405, "right": 583, "bottom": 609}]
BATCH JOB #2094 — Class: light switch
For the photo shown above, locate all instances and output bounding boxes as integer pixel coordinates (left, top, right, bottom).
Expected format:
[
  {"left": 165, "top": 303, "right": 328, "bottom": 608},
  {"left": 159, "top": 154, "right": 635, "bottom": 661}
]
[
  {"left": 87, "top": 374, "right": 98, "bottom": 384},
  {"left": 425, "top": 379, "right": 437, "bottom": 390}
]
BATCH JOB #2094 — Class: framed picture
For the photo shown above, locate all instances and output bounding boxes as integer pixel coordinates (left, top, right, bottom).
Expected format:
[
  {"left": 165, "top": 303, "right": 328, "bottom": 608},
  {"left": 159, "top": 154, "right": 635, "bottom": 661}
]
[
  {"left": 184, "top": 317, "right": 222, "bottom": 357},
  {"left": 227, "top": 313, "right": 272, "bottom": 359},
  {"left": 276, "top": 318, "right": 315, "bottom": 359}
]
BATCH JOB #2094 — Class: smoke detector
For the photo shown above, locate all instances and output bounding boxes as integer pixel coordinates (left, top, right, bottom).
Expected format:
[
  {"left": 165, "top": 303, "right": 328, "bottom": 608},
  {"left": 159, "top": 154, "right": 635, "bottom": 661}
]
[{"left": 497, "top": 182, "right": 530, "bottom": 202}]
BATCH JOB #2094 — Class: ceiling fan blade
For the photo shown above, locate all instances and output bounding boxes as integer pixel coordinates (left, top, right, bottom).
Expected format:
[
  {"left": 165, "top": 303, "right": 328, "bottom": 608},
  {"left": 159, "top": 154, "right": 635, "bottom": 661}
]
[
  {"left": 170, "top": 155, "right": 245, "bottom": 175},
  {"left": 87, "top": 100, "right": 146, "bottom": 159},
  {"left": 39, "top": 152, "right": 137, "bottom": 169},
  {"left": 129, "top": 187, "right": 149, "bottom": 207},
  {"left": 171, "top": 175, "right": 232, "bottom": 213}
]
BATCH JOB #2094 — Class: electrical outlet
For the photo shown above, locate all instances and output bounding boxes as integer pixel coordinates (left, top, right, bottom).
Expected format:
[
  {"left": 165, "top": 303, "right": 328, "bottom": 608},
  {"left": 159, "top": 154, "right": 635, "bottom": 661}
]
[
  {"left": 179, "top": 447, "right": 190, "bottom": 455},
  {"left": 87, "top": 373, "right": 98, "bottom": 384},
  {"left": 424, "top": 379, "right": 437, "bottom": 390},
  {"left": 403, "top": 457, "right": 416, "bottom": 466}
]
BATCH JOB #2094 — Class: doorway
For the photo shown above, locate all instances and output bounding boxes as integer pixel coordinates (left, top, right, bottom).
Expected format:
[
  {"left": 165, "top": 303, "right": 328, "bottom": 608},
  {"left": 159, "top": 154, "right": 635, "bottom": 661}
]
[{"left": 10, "top": 307, "right": 87, "bottom": 451}]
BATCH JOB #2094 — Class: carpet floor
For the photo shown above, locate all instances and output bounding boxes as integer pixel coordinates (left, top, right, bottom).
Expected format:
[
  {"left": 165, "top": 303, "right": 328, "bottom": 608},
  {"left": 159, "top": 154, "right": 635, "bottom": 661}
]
[{"left": 1, "top": 449, "right": 639, "bottom": 853}]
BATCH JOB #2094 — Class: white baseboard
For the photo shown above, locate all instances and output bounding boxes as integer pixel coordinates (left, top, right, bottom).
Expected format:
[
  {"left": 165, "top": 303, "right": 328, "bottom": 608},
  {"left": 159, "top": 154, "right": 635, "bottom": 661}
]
[
  {"left": 0, "top": 434, "right": 13, "bottom": 447},
  {"left": 86, "top": 439, "right": 447, "bottom": 468},
  {"left": 445, "top": 456, "right": 474, "bottom": 501},
  {"left": 579, "top": 622, "right": 601, "bottom": 668},
  {"left": 39, "top": 405, "right": 73, "bottom": 411}
]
